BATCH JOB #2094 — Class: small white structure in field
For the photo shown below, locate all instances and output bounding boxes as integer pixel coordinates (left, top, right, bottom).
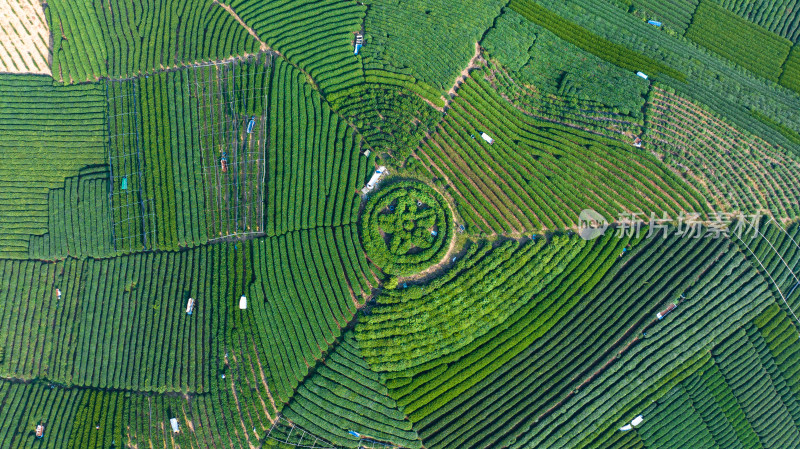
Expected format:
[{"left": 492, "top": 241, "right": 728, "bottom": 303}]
[
  {"left": 186, "top": 298, "right": 195, "bottom": 315},
  {"left": 239, "top": 295, "right": 248, "bottom": 310},
  {"left": 631, "top": 415, "right": 644, "bottom": 427},
  {"left": 636, "top": 71, "right": 648, "bottom": 80},
  {"left": 170, "top": 418, "right": 180, "bottom": 433},
  {"left": 480, "top": 132, "right": 494, "bottom": 144},
  {"left": 619, "top": 424, "right": 633, "bottom": 432},
  {"left": 361, "top": 166, "right": 388, "bottom": 195}
]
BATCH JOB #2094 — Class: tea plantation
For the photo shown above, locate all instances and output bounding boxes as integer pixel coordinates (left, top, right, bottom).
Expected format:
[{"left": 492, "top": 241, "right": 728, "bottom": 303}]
[{"left": 2, "top": 0, "right": 800, "bottom": 448}]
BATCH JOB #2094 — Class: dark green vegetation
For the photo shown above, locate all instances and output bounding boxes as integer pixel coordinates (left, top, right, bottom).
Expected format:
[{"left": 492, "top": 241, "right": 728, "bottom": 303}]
[
  {"left": 627, "top": 0, "right": 700, "bottom": 35},
  {"left": 361, "top": 181, "right": 451, "bottom": 276},
  {"left": 4, "top": 0, "right": 800, "bottom": 447},
  {"left": 356, "top": 230, "right": 776, "bottom": 448},
  {"left": 510, "top": 0, "right": 686, "bottom": 81},
  {"left": 718, "top": 0, "right": 800, "bottom": 42},
  {"left": 482, "top": 9, "right": 649, "bottom": 116},
  {"left": 361, "top": 0, "right": 505, "bottom": 91},
  {"left": 685, "top": 1, "right": 792, "bottom": 83}
]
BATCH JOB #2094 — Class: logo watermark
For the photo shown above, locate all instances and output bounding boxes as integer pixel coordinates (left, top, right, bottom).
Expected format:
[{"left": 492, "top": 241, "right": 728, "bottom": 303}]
[{"left": 577, "top": 210, "right": 762, "bottom": 241}]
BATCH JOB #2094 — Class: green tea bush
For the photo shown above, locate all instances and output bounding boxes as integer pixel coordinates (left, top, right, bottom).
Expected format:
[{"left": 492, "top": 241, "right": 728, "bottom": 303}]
[{"left": 361, "top": 180, "right": 452, "bottom": 275}]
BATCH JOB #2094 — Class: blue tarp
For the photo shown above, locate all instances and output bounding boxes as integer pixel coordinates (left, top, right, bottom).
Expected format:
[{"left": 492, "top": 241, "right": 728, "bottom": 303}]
[{"left": 647, "top": 20, "right": 662, "bottom": 27}]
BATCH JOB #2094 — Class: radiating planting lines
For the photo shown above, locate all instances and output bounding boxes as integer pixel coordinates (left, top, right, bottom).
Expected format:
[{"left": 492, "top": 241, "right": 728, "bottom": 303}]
[
  {"left": 47, "top": 0, "right": 261, "bottom": 82},
  {"left": 416, "top": 70, "right": 707, "bottom": 235},
  {"left": 734, "top": 219, "right": 800, "bottom": 327},
  {"left": 265, "top": 416, "right": 335, "bottom": 449},
  {"left": 645, "top": 86, "right": 800, "bottom": 218},
  {"left": 225, "top": 0, "right": 367, "bottom": 99}
]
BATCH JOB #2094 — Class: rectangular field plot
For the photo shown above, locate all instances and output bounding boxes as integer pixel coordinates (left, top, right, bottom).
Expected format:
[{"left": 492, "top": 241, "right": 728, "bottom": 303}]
[
  {"left": 105, "top": 78, "right": 157, "bottom": 251},
  {"left": 190, "top": 54, "right": 272, "bottom": 240}
]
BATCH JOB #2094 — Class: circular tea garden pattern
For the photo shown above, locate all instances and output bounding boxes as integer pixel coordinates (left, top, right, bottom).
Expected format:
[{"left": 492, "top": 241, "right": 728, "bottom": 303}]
[{"left": 361, "top": 180, "right": 452, "bottom": 276}]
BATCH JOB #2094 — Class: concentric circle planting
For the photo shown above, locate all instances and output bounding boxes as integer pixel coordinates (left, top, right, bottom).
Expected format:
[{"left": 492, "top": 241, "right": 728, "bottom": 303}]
[{"left": 361, "top": 180, "right": 452, "bottom": 276}]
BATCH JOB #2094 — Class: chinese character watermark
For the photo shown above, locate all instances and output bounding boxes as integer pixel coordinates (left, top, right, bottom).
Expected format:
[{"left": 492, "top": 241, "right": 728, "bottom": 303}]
[{"left": 576, "top": 209, "right": 761, "bottom": 241}]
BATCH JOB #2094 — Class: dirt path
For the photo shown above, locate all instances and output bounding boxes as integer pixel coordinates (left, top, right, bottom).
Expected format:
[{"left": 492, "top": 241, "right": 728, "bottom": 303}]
[
  {"left": 215, "top": 1, "right": 271, "bottom": 53},
  {"left": 251, "top": 340, "right": 279, "bottom": 419},
  {"left": 229, "top": 353, "right": 259, "bottom": 449},
  {"left": 446, "top": 42, "right": 484, "bottom": 102}
]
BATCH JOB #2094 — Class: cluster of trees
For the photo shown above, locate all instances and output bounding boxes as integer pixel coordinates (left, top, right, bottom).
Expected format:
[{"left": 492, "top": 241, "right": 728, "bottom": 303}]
[
  {"left": 361, "top": 181, "right": 451, "bottom": 276},
  {"left": 645, "top": 86, "right": 800, "bottom": 219},
  {"left": 685, "top": 1, "right": 792, "bottom": 83},
  {"left": 418, "top": 72, "right": 707, "bottom": 236},
  {"left": 283, "top": 332, "right": 422, "bottom": 448},
  {"left": 47, "top": 0, "right": 260, "bottom": 82},
  {"left": 0, "top": 75, "right": 106, "bottom": 258},
  {"left": 227, "top": 0, "right": 367, "bottom": 99}
]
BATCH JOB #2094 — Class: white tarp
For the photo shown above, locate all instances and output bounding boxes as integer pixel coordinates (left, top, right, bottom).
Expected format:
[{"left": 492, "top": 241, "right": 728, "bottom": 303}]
[
  {"left": 170, "top": 418, "right": 180, "bottom": 433},
  {"left": 361, "top": 166, "right": 388, "bottom": 194},
  {"left": 481, "top": 132, "right": 494, "bottom": 144},
  {"left": 239, "top": 295, "right": 247, "bottom": 310},
  {"left": 631, "top": 415, "right": 644, "bottom": 427},
  {"left": 619, "top": 425, "right": 633, "bottom": 432}
]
